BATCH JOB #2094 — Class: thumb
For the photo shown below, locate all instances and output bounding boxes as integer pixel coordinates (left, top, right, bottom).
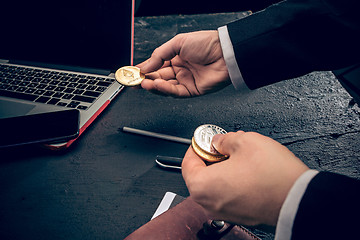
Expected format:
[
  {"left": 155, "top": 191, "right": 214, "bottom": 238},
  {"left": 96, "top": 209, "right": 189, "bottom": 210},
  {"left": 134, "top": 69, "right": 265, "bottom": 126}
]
[
  {"left": 211, "top": 131, "right": 245, "bottom": 156},
  {"left": 140, "top": 35, "right": 183, "bottom": 74}
]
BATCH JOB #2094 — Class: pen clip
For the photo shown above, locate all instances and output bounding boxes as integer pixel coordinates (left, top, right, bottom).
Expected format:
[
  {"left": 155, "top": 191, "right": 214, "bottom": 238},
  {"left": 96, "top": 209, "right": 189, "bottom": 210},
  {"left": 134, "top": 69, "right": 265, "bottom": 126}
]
[{"left": 155, "top": 155, "right": 182, "bottom": 170}]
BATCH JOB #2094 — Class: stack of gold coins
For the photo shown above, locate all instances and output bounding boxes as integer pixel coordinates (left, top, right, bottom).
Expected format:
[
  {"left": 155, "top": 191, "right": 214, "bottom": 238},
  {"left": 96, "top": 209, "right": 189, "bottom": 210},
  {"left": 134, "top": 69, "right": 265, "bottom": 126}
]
[
  {"left": 192, "top": 124, "right": 228, "bottom": 162},
  {"left": 115, "top": 66, "right": 145, "bottom": 86}
]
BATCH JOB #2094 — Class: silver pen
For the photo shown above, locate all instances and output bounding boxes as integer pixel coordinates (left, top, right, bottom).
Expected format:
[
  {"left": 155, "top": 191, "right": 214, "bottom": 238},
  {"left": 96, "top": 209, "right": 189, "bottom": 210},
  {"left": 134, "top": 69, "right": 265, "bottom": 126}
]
[{"left": 122, "top": 126, "right": 192, "bottom": 145}]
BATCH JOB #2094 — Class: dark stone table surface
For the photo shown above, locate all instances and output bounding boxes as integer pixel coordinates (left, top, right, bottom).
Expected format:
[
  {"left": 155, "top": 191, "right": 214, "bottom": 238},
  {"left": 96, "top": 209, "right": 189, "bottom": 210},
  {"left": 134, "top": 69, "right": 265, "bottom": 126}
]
[{"left": 0, "top": 12, "right": 359, "bottom": 239}]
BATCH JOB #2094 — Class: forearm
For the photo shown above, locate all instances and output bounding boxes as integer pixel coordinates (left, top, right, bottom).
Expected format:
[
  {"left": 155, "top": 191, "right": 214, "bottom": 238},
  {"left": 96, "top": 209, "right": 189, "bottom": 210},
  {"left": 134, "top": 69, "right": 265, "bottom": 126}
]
[{"left": 220, "top": 0, "right": 360, "bottom": 90}]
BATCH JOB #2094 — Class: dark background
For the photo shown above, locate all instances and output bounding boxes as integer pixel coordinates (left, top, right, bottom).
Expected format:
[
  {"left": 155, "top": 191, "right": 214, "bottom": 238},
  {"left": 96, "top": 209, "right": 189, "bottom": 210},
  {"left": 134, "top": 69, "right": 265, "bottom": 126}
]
[
  {"left": 135, "top": 0, "right": 281, "bottom": 16},
  {"left": 0, "top": 2, "right": 359, "bottom": 240}
]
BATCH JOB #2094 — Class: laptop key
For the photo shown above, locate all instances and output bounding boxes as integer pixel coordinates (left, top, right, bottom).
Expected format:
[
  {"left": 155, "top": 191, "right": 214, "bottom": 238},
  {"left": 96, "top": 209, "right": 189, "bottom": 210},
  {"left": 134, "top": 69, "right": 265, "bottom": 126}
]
[
  {"left": 25, "top": 88, "right": 36, "bottom": 94},
  {"left": 44, "top": 91, "right": 55, "bottom": 97},
  {"left": 37, "top": 84, "right": 48, "bottom": 89},
  {"left": 51, "top": 75, "right": 61, "bottom": 80},
  {"left": 31, "top": 78, "right": 42, "bottom": 83},
  {"left": 19, "top": 81, "right": 29, "bottom": 87},
  {"left": 73, "top": 89, "right": 84, "bottom": 95},
  {"left": 86, "top": 85, "right": 97, "bottom": 91},
  {"left": 87, "top": 80, "right": 97, "bottom": 85},
  {"left": 48, "top": 98, "right": 60, "bottom": 105},
  {"left": 83, "top": 90, "right": 101, "bottom": 97},
  {"left": 55, "top": 86, "right": 65, "bottom": 92},
  {"left": 77, "top": 105, "right": 88, "bottom": 110},
  {"left": 23, "top": 76, "right": 33, "bottom": 81},
  {"left": 29, "top": 83, "right": 39, "bottom": 88},
  {"left": 8, "top": 86, "right": 18, "bottom": 91},
  {"left": 49, "top": 80, "right": 60, "bottom": 85},
  {"left": 67, "top": 103, "right": 78, "bottom": 108},
  {"left": 64, "top": 88, "right": 75, "bottom": 93},
  {"left": 78, "top": 78, "right": 88, "bottom": 84},
  {"left": 96, "top": 81, "right": 111, "bottom": 87},
  {"left": 77, "top": 84, "right": 87, "bottom": 89},
  {"left": 42, "top": 74, "right": 52, "bottom": 79},
  {"left": 36, "top": 96, "right": 50, "bottom": 103},
  {"left": 45, "top": 85, "right": 56, "bottom": 90},
  {"left": 69, "top": 77, "right": 78, "bottom": 82},
  {"left": 96, "top": 87, "right": 107, "bottom": 92},
  {"left": 53, "top": 92, "right": 64, "bottom": 98},
  {"left": 16, "top": 86, "right": 27, "bottom": 92},
  {"left": 72, "top": 95, "right": 96, "bottom": 103},
  {"left": 68, "top": 83, "right": 78, "bottom": 88},
  {"left": 40, "top": 79, "right": 51, "bottom": 84},
  {"left": 60, "top": 76, "right": 71, "bottom": 81},
  {"left": 34, "top": 73, "right": 44, "bottom": 77},
  {"left": 59, "top": 82, "right": 69, "bottom": 87},
  {"left": 10, "top": 80, "right": 21, "bottom": 85},
  {"left": 0, "top": 84, "right": 9, "bottom": 90},
  {"left": 2, "top": 79, "right": 12, "bottom": 84},
  {"left": 15, "top": 75, "right": 26, "bottom": 80},
  {"left": 34, "top": 89, "right": 46, "bottom": 95},
  {"left": 57, "top": 102, "right": 67, "bottom": 107},
  {"left": 63, "top": 94, "right": 74, "bottom": 99}
]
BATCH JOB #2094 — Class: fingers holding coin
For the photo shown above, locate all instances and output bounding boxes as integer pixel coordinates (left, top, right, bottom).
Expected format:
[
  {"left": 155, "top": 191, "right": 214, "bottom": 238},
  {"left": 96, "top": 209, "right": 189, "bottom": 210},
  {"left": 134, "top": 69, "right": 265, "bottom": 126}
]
[
  {"left": 192, "top": 124, "right": 228, "bottom": 163},
  {"left": 115, "top": 66, "right": 145, "bottom": 87}
]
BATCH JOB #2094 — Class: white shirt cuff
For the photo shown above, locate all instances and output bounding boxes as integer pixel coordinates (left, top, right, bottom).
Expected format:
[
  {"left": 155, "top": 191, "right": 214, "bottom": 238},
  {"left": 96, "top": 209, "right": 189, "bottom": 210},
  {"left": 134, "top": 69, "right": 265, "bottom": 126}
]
[
  {"left": 218, "top": 25, "right": 250, "bottom": 92},
  {"left": 275, "top": 169, "right": 319, "bottom": 240}
]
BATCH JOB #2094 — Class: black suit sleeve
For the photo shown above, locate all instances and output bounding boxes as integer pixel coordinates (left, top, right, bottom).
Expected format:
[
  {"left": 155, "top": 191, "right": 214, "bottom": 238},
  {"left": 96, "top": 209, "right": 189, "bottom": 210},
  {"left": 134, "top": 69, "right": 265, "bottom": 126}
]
[
  {"left": 226, "top": 0, "right": 360, "bottom": 89},
  {"left": 291, "top": 172, "right": 360, "bottom": 240}
]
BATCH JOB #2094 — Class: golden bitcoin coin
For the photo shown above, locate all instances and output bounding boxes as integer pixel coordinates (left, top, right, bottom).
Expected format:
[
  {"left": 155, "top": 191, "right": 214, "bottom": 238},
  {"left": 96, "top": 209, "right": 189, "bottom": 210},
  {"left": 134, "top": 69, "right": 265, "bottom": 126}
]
[{"left": 115, "top": 66, "right": 145, "bottom": 86}]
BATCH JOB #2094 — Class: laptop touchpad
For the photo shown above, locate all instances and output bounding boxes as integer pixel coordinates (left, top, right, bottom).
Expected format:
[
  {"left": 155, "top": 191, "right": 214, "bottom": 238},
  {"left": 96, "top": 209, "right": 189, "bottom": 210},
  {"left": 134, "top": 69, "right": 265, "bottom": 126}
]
[{"left": 0, "top": 99, "right": 35, "bottom": 118}]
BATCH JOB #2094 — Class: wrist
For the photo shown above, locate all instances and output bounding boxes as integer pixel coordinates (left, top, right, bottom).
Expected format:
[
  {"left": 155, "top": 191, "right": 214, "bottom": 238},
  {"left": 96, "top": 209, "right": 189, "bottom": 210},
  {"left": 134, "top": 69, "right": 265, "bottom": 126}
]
[{"left": 217, "top": 25, "right": 250, "bottom": 92}]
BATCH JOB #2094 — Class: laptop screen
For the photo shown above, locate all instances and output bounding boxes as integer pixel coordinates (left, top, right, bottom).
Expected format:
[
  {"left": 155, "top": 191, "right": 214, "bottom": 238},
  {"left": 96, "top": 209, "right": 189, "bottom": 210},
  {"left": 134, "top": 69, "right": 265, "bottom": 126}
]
[{"left": 0, "top": 0, "right": 132, "bottom": 71}]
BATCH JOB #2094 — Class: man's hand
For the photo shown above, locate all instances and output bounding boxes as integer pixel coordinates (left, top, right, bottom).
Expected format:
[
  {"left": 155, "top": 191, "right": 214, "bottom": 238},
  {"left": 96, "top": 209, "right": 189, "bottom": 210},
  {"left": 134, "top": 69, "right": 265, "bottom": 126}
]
[
  {"left": 137, "top": 31, "right": 231, "bottom": 97},
  {"left": 182, "top": 131, "right": 309, "bottom": 226}
]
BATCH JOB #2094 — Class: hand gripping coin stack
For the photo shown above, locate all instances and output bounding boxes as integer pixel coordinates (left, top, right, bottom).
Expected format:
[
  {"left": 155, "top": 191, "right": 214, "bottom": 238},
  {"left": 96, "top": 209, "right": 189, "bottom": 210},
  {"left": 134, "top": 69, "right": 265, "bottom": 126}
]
[
  {"left": 192, "top": 124, "right": 232, "bottom": 236},
  {"left": 192, "top": 124, "right": 228, "bottom": 162}
]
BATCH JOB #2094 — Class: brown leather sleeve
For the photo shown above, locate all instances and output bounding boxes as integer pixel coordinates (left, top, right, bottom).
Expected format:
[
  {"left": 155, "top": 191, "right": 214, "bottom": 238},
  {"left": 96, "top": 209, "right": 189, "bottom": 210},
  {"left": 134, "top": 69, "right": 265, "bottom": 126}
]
[{"left": 124, "top": 197, "right": 260, "bottom": 240}]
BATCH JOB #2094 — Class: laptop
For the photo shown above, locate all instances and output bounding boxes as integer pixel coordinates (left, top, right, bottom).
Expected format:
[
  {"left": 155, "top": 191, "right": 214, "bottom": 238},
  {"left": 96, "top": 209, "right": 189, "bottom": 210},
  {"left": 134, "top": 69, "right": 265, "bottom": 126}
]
[{"left": 0, "top": 0, "right": 134, "bottom": 149}]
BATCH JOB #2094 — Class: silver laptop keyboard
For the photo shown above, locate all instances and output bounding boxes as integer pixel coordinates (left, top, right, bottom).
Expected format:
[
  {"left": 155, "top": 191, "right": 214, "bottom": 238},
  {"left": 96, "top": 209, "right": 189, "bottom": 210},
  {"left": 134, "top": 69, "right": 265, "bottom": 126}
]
[{"left": 0, "top": 63, "right": 115, "bottom": 110}]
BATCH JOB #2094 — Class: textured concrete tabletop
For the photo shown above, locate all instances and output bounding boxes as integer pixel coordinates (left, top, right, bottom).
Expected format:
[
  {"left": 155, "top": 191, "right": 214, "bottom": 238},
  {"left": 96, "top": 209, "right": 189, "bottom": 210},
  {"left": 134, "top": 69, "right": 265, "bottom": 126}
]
[{"left": 0, "top": 12, "right": 359, "bottom": 240}]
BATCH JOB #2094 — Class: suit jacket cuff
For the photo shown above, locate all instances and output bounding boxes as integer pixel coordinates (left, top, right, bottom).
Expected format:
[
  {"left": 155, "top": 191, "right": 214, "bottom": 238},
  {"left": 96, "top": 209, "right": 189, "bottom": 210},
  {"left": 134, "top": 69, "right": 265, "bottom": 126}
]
[
  {"left": 275, "top": 169, "right": 319, "bottom": 240},
  {"left": 218, "top": 25, "right": 250, "bottom": 92}
]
